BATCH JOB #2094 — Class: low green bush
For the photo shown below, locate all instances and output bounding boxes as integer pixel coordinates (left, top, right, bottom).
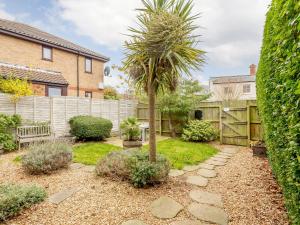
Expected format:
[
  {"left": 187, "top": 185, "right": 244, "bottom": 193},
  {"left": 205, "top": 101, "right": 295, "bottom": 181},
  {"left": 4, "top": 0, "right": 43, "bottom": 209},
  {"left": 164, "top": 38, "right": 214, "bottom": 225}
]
[
  {"left": 0, "top": 183, "right": 46, "bottom": 221},
  {"left": 22, "top": 141, "right": 72, "bottom": 174},
  {"left": 96, "top": 150, "right": 170, "bottom": 188},
  {"left": 182, "top": 120, "right": 217, "bottom": 142},
  {"left": 0, "top": 114, "right": 21, "bottom": 152},
  {"left": 69, "top": 116, "right": 113, "bottom": 141}
]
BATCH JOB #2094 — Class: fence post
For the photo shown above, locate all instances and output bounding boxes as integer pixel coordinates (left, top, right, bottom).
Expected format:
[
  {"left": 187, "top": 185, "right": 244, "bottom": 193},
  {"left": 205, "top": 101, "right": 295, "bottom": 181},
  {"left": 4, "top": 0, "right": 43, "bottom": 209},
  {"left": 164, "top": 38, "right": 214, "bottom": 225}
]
[
  {"left": 219, "top": 105, "right": 223, "bottom": 144},
  {"left": 33, "top": 96, "right": 36, "bottom": 122},
  {"left": 50, "top": 97, "right": 54, "bottom": 136},
  {"left": 247, "top": 104, "right": 251, "bottom": 146}
]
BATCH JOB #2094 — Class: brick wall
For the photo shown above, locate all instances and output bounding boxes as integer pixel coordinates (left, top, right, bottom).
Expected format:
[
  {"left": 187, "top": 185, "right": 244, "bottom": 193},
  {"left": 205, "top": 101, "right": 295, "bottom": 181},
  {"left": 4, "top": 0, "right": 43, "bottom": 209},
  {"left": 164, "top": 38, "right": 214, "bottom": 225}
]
[
  {"left": 0, "top": 34, "right": 105, "bottom": 98},
  {"left": 32, "top": 83, "right": 45, "bottom": 96}
]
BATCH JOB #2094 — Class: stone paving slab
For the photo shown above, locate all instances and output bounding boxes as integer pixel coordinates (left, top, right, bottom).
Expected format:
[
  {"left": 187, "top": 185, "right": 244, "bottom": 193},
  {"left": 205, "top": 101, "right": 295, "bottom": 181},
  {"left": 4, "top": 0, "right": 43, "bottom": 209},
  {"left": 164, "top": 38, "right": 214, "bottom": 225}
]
[
  {"left": 198, "top": 163, "right": 215, "bottom": 170},
  {"left": 49, "top": 187, "right": 81, "bottom": 204},
  {"left": 222, "top": 148, "right": 239, "bottom": 154},
  {"left": 70, "top": 163, "right": 85, "bottom": 169},
  {"left": 205, "top": 159, "right": 226, "bottom": 166},
  {"left": 121, "top": 220, "right": 148, "bottom": 225},
  {"left": 186, "top": 176, "right": 208, "bottom": 187},
  {"left": 197, "top": 169, "right": 217, "bottom": 178},
  {"left": 215, "top": 154, "right": 231, "bottom": 159},
  {"left": 170, "top": 220, "right": 208, "bottom": 225},
  {"left": 210, "top": 157, "right": 227, "bottom": 163},
  {"left": 150, "top": 196, "right": 184, "bottom": 219},
  {"left": 218, "top": 152, "right": 234, "bottom": 157},
  {"left": 188, "top": 203, "right": 228, "bottom": 225},
  {"left": 169, "top": 169, "right": 185, "bottom": 177},
  {"left": 189, "top": 190, "right": 223, "bottom": 207},
  {"left": 183, "top": 165, "right": 200, "bottom": 172},
  {"left": 83, "top": 165, "right": 95, "bottom": 172}
]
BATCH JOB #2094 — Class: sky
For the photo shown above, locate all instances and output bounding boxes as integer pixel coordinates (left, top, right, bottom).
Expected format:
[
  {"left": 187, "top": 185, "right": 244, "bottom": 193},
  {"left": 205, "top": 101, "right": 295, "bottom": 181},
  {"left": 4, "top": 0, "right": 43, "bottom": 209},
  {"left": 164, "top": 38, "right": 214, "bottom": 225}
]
[{"left": 0, "top": 0, "right": 271, "bottom": 88}]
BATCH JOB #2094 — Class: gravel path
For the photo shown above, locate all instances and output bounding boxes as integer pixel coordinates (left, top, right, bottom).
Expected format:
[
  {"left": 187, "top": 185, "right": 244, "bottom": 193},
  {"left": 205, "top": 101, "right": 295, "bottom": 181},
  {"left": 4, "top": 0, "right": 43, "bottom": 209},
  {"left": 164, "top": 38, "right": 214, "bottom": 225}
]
[{"left": 0, "top": 145, "right": 289, "bottom": 225}]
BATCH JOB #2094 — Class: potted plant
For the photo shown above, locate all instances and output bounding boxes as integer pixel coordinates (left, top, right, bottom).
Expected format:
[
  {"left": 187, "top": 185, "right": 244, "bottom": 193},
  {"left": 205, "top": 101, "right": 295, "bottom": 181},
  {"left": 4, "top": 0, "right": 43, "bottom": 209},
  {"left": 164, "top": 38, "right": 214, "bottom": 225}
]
[
  {"left": 120, "top": 117, "right": 142, "bottom": 149},
  {"left": 250, "top": 140, "right": 267, "bottom": 156}
]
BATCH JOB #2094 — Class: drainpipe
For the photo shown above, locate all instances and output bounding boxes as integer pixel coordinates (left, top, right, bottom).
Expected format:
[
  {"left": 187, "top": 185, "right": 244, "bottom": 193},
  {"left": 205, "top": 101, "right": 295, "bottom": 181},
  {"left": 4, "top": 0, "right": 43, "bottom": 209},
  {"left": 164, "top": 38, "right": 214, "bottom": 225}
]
[{"left": 76, "top": 52, "right": 80, "bottom": 96}]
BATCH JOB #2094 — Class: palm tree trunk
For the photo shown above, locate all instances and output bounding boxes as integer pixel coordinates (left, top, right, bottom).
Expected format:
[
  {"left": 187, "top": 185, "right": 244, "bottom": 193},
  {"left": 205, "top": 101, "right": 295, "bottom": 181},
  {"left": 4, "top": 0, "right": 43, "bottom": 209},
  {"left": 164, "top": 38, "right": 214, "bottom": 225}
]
[{"left": 148, "top": 82, "right": 157, "bottom": 162}]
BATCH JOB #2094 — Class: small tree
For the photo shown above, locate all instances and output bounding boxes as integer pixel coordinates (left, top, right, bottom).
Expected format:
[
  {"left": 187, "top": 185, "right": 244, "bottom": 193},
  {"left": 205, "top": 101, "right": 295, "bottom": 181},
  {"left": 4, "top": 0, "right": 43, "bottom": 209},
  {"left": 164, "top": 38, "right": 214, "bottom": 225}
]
[
  {"left": 123, "top": 0, "right": 205, "bottom": 162},
  {"left": 0, "top": 76, "right": 33, "bottom": 102},
  {"left": 158, "top": 79, "right": 208, "bottom": 137},
  {"left": 103, "top": 86, "right": 119, "bottom": 100}
]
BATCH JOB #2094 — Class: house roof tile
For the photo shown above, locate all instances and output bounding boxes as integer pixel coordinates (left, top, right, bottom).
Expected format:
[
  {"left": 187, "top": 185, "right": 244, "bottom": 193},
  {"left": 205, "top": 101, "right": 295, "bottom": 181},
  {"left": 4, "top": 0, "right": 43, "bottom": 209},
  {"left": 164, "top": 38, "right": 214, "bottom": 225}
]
[
  {"left": 210, "top": 75, "right": 256, "bottom": 84},
  {"left": 0, "top": 62, "right": 68, "bottom": 85},
  {"left": 0, "top": 19, "right": 109, "bottom": 62}
]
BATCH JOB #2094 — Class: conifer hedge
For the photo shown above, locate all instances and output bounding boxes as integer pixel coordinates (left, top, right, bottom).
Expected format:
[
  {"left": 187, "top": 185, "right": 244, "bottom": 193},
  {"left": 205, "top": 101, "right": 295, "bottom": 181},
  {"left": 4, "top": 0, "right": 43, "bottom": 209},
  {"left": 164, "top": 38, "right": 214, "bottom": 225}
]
[{"left": 256, "top": 0, "right": 300, "bottom": 224}]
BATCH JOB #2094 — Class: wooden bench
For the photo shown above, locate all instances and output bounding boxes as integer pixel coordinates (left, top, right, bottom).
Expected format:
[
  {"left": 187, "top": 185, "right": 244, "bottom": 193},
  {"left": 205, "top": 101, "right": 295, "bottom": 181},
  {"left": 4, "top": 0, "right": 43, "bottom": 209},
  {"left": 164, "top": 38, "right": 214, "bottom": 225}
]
[{"left": 16, "top": 125, "right": 53, "bottom": 150}]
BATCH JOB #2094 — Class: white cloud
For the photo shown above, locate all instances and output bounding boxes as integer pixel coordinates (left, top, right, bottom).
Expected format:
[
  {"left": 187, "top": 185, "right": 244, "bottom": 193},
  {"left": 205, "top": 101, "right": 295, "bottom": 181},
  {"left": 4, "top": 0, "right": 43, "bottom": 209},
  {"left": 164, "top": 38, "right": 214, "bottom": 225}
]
[
  {"left": 56, "top": 0, "right": 271, "bottom": 69},
  {"left": 0, "top": 3, "right": 15, "bottom": 20}
]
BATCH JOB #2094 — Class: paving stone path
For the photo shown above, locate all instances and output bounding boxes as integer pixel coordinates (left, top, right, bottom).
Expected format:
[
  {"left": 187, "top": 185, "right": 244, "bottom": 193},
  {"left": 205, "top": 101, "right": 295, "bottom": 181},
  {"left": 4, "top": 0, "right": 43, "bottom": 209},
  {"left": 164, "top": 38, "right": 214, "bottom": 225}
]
[
  {"left": 48, "top": 187, "right": 81, "bottom": 204},
  {"left": 123, "top": 146, "right": 239, "bottom": 225}
]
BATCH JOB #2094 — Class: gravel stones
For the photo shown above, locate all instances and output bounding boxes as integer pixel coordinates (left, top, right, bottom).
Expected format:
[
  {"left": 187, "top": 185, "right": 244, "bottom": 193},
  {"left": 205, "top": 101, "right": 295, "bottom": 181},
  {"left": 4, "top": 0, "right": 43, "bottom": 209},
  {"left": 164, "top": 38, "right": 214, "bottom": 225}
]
[
  {"left": 170, "top": 220, "right": 207, "bottom": 225},
  {"left": 188, "top": 203, "right": 228, "bottom": 225},
  {"left": 150, "top": 196, "right": 184, "bottom": 219},
  {"left": 121, "top": 220, "right": 148, "bottom": 225},
  {"left": 169, "top": 169, "right": 185, "bottom": 177}
]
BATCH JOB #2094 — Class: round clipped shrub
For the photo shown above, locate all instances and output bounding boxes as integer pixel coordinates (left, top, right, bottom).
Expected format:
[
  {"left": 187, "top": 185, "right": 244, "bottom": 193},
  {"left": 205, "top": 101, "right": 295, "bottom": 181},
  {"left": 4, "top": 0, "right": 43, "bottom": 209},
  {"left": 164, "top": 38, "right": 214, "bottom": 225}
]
[
  {"left": 96, "top": 150, "right": 170, "bottom": 188},
  {"left": 69, "top": 116, "right": 113, "bottom": 141},
  {"left": 0, "top": 183, "right": 46, "bottom": 221},
  {"left": 22, "top": 141, "right": 72, "bottom": 174},
  {"left": 182, "top": 120, "right": 217, "bottom": 142}
]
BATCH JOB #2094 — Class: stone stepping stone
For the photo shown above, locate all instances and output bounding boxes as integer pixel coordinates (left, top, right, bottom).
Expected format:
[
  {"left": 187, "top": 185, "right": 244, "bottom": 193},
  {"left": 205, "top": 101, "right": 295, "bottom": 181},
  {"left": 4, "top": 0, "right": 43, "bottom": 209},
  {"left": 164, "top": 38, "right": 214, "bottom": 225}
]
[
  {"left": 215, "top": 154, "right": 231, "bottom": 159},
  {"left": 83, "top": 165, "right": 95, "bottom": 172},
  {"left": 210, "top": 157, "right": 227, "bottom": 163},
  {"left": 150, "top": 196, "right": 183, "bottom": 219},
  {"left": 218, "top": 152, "right": 234, "bottom": 157},
  {"left": 198, "top": 163, "right": 215, "bottom": 170},
  {"left": 189, "top": 190, "right": 223, "bottom": 207},
  {"left": 183, "top": 165, "right": 200, "bottom": 172},
  {"left": 49, "top": 187, "right": 81, "bottom": 204},
  {"left": 169, "top": 169, "right": 185, "bottom": 177},
  {"left": 170, "top": 220, "right": 207, "bottom": 225},
  {"left": 121, "top": 220, "right": 148, "bottom": 225},
  {"left": 186, "top": 176, "right": 208, "bottom": 187},
  {"left": 70, "top": 163, "right": 85, "bottom": 169},
  {"left": 197, "top": 169, "right": 217, "bottom": 178},
  {"left": 222, "top": 148, "right": 238, "bottom": 154},
  {"left": 205, "top": 159, "right": 226, "bottom": 166},
  {"left": 188, "top": 203, "right": 228, "bottom": 225}
]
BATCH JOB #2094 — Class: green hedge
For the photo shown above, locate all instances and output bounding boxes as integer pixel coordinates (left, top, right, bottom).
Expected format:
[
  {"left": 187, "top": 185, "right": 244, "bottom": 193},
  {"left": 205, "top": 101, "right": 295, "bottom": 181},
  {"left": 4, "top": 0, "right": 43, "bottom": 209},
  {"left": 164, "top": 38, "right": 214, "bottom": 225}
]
[
  {"left": 256, "top": 0, "right": 300, "bottom": 224},
  {"left": 69, "top": 116, "right": 113, "bottom": 140}
]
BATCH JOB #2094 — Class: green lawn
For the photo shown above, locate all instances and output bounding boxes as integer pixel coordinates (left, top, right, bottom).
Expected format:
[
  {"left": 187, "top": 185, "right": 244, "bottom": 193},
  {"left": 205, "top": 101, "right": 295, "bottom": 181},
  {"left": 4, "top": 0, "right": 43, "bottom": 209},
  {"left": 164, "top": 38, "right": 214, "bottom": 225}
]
[
  {"left": 72, "top": 139, "right": 218, "bottom": 169},
  {"left": 73, "top": 142, "right": 122, "bottom": 165},
  {"left": 143, "top": 139, "right": 218, "bottom": 169}
]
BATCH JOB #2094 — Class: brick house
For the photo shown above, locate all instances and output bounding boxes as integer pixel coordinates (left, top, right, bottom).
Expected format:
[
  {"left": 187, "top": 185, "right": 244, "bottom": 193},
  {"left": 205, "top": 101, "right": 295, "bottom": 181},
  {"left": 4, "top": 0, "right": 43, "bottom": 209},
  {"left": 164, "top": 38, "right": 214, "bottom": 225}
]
[
  {"left": 0, "top": 19, "right": 109, "bottom": 98},
  {"left": 208, "top": 64, "right": 257, "bottom": 101}
]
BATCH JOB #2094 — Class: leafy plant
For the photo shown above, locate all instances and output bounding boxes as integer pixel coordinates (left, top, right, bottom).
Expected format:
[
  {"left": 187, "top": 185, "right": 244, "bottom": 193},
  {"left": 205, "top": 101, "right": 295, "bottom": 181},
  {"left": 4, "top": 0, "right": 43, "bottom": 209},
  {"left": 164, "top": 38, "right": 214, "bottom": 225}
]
[
  {"left": 0, "top": 76, "right": 33, "bottom": 102},
  {"left": 22, "top": 141, "right": 72, "bottom": 174},
  {"left": 0, "top": 114, "right": 21, "bottom": 152},
  {"left": 69, "top": 116, "right": 113, "bottom": 141},
  {"left": 104, "top": 86, "right": 120, "bottom": 100},
  {"left": 123, "top": 0, "right": 205, "bottom": 162},
  {"left": 96, "top": 150, "right": 170, "bottom": 188},
  {"left": 120, "top": 117, "right": 141, "bottom": 141},
  {"left": 182, "top": 120, "right": 217, "bottom": 142},
  {"left": 256, "top": 0, "right": 300, "bottom": 223},
  {"left": 0, "top": 183, "right": 46, "bottom": 221}
]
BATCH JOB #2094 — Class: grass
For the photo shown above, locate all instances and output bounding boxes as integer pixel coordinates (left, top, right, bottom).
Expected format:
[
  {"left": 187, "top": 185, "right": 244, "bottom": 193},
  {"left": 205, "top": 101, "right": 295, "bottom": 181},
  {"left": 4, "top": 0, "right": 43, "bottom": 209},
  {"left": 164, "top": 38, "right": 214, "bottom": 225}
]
[
  {"left": 143, "top": 138, "right": 218, "bottom": 169},
  {"left": 13, "top": 156, "right": 22, "bottom": 164},
  {"left": 72, "top": 139, "right": 218, "bottom": 169},
  {"left": 72, "top": 142, "right": 122, "bottom": 165}
]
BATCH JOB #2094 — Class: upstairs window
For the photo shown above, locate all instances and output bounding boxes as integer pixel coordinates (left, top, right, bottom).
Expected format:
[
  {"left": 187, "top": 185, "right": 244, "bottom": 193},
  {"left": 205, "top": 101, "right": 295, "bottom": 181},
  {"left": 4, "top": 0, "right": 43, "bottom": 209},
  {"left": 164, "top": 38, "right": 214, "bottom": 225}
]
[
  {"left": 42, "top": 46, "right": 52, "bottom": 61},
  {"left": 243, "top": 84, "right": 251, "bottom": 93},
  {"left": 85, "top": 57, "right": 92, "bottom": 73}
]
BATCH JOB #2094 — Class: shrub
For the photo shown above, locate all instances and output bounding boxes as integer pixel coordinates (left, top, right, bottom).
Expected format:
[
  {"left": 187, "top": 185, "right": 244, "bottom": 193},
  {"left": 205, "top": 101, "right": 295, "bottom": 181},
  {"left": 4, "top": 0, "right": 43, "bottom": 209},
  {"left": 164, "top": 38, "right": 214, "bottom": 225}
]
[
  {"left": 120, "top": 117, "right": 141, "bottom": 141},
  {"left": 182, "top": 120, "right": 217, "bottom": 142},
  {"left": 256, "top": 0, "right": 300, "bottom": 223},
  {"left": 104, "top": 86, "right": 119, "bottom": 100},
  {"left": 69, "top": 116, "right": 112, "bottom": 141},
  {"left": 0, "top": 114, "right": 21, "bottom": 152},
  {"left": 96, "top": 150, "right": 170, "bottom": 188},
  {"left": 0, "top": 183, "right": 46, "bottom": 221},
  {"left": 22, "top": 141, "right": 72, "bottom": 174}
]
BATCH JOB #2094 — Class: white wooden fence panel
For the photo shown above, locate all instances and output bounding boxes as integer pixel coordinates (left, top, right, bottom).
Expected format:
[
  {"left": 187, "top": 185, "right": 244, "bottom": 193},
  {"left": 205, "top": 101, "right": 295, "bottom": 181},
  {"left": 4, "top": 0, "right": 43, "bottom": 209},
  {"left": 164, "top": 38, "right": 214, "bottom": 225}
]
[{"left": 0, "top": 93, "right": 138, "bottom": 137}]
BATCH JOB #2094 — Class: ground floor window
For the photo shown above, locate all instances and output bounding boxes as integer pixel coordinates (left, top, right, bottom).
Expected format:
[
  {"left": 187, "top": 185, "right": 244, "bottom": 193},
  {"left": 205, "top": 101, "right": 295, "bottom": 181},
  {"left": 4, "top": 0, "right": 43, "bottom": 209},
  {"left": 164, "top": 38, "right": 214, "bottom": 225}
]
[
  {"left": 46, "top": 85, "right": 67, "bottom": 97},
  {"left": 85, "top": 91, "right": 92, "bottom": 98}
]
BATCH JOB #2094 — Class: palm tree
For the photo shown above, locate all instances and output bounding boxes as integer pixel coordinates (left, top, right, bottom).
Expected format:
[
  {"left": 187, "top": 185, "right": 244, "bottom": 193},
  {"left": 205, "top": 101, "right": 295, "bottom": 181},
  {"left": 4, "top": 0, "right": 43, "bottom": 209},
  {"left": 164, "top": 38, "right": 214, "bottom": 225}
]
[{"left": 123, "top": 0, "right": 205, "bottom": 162}]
